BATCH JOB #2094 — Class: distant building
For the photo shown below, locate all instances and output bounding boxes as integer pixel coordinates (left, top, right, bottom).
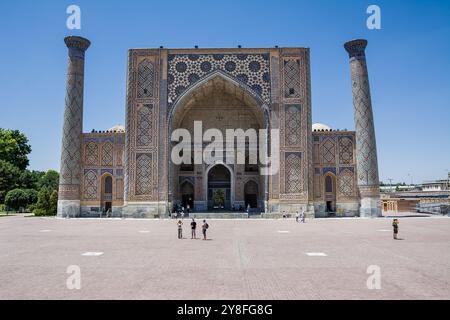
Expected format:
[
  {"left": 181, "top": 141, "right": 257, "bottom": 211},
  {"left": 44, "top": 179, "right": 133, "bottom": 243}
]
[{"left": 420, "top": 173, "right": 450, "bottom": 192}]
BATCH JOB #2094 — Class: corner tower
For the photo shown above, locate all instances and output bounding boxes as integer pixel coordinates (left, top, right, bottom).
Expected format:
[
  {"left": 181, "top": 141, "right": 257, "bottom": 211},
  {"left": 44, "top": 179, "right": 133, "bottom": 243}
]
[
  {"left": 57, "top": 36, "right": 90, "bottom": 217},
  {"left": 344, "top": 39, "right": 381, "bottom": 217}
]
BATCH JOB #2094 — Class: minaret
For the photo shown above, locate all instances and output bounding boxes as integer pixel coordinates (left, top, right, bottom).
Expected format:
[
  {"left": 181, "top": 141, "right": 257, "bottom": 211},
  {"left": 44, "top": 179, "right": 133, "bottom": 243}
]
[
  {"left": 344, "top": 39, "right": 381, "bottom": 217},
  {"left": 57, "top": 36, "right": 90, "bottom": 217}
]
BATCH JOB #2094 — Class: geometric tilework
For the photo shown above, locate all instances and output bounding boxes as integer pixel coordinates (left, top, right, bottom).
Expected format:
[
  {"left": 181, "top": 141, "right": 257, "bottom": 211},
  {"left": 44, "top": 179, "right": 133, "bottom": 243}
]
[
  {"left": 135, "top": 153, "right": 152, "bottom": 196},
  {"left": 136, "top": 104, "right": 153, "bottom": 147},
  {"left": 101, "top": 142, "right": 114, "bottom": 166},
  {"left": 338, "top": 168, "right": 354, "bottom": 197},
  {"left": 285, "top": 153, "right": 302, "bottom": 194},
  {"left": 83, "top": 170, "right": 98, "bottom": 200},
  {"left": 285, "top": 105, "right": 302, "bottom": 146},
  {"left": 339, "top": 137, "right": 353, "bottom": 164},
  {"left": 85, "top": 142, "right": 99, "bottom": 165},
  {"left": 167, "top": 53, "right": 271, "bottom": 106},
  {"left": 346, "top": 41, "right": 380, "bottom": 187},
  {"left": 321, "top": 138, "right": 335, "bottom": 164},
  {"left": 283, "top": 59, "right": 302, "bottom": 99},
  {"left": 58, "top": 38, "right": 91, "bottom": 204},
  {"left": 137, "top": 59, "right": 154, "bottom": 99}
]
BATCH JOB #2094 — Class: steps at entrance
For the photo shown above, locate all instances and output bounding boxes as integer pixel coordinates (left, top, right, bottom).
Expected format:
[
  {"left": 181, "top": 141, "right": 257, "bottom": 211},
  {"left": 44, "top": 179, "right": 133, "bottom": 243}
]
[{"left": 188, "top": 212, "right": 250, "bottom": 219}]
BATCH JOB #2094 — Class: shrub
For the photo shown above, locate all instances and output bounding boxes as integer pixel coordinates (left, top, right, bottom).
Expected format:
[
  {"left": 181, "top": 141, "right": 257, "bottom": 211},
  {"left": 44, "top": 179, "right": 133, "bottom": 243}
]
[
  {"left": 33, "top": 188, "right": 57, "bottom": 216},
  {"left": 4, "top": 189, "right": 38, "bottom": 212}
]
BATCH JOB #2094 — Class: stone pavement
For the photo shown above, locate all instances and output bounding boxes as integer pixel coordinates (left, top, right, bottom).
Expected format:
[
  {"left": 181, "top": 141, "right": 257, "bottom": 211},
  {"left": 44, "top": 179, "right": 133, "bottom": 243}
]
[{"left": 0, "top": 215, "right": 449, "bottom": 300}]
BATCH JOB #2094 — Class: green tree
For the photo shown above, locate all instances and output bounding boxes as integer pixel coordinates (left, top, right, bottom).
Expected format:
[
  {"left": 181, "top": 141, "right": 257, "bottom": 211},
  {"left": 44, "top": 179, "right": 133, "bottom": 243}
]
[
  {"left": 19, "top": 170, "right": 44, "bottom": 190},
  {"left": 33, "top": 187, "right": 57, "bottom": 216},
  {"left": 49, "top": 190, "right": 58, "bottom": 215},
  {"left": 4, "top": 189, "right": 38, "bottom": 212},
  {"left": 38, "top": 170, "right": 59, "bottom": 192},
  {"left": 0, "top": 129, "right": 32, "bottom": 170},
  {"left": 0, "top": 160, "right": 21, "bottom": 203},
  {"left": 33, "top": 188, "right": 50, "bottom": 216}
]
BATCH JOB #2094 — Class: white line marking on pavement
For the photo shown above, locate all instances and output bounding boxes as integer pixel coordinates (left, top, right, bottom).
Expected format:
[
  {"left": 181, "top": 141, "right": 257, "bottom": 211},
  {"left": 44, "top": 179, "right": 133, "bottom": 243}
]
[
  {"left": 81, "top": 252, "right": 104, "bottom": 256},
  {"left": 139, "top": 230, "right": 150, "bottom": 233},
  {"left": 277, "top": 231, "right": 291, "bottom": 233},
  {"left": 378, "top": 229, "right": 391, "bottom": 232},
  {"left": 40, "top": 230, "right": 52, "bottom": 232},
  {"left": 306, "top": 252, "right": 327, "bottom": 257}
]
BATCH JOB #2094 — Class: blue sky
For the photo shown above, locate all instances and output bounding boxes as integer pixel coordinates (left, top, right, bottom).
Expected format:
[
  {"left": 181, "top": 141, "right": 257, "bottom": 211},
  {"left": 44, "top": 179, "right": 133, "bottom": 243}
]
[{"left": 0, "top": 0, "right": 449, "bottom": 184}]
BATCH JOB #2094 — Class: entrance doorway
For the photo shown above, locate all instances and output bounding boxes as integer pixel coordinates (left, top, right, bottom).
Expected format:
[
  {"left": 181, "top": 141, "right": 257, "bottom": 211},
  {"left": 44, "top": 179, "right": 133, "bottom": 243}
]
[
  {"left": 101, "top": 175, "right": 113, "bottom": 214},
  {"left": 180, "top": 181, "right": 194, "bottom": 210},
  {"left": 324, "top": 174, "right": 336, "bottom": 214},
  {"left": 244, "top": 180, "right": 258, "bottom": 209},
  {"left": 207, "top": 164, "right": 231, "bottom": 210}
]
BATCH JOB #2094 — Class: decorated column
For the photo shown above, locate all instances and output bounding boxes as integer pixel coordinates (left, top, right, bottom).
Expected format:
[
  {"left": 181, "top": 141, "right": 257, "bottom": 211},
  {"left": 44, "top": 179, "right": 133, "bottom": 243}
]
[
  {"left": 344, "top": 39, "right": 381, "bottom": 217},
  {"left": 57, "top": 36, "right": 90, "bottom": 217}
]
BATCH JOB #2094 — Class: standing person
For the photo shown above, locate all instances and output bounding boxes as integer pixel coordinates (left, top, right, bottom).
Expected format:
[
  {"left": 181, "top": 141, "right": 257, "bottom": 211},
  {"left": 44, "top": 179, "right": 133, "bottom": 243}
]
[
  {"left": 301, "top": 209, "right": 306, "bottom": 223},
  {"left": 187, "top": 204, "right": 190, "bottom": 216},
  {"left": 392, "top": 219, "right": 399, "bottom": 240},
  {"left": 202, "top": 220, "right": 209, "bottom": 240},
  {"left": 295, "top": 211, "right": 300, "bottom": 223},
  {"left": 181, "top": 207, "right": 185, "bottom": 220},
  {"left": 190, "top": 218, "right": 197, "bottom": 239},
  {"left": 177, "top": 220, "right": 183, "bottom": 239},
  {"left": 247, "top": 204, "right": 251, "bottom": 215}
]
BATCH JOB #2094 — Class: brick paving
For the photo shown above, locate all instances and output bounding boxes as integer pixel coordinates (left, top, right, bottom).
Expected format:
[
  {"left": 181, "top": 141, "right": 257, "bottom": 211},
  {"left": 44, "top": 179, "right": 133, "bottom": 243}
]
[{"left": 0, "top": 215, "right": 449, "bottom": 300}]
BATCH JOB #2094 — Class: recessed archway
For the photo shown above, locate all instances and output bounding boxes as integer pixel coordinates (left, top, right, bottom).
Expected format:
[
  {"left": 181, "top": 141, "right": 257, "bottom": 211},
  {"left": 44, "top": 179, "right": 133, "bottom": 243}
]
[
  {"left": 100, "top": 174, "right": 113, "bottom": 214},
  {"left": 324, "top": 174, "right": 336, "bottom": 213},
  {"left": 206, "top": 163, "right": 233, "bottom": 210},
  {"left": 167, "top": 71, "right": 269, "bottom": 212}
]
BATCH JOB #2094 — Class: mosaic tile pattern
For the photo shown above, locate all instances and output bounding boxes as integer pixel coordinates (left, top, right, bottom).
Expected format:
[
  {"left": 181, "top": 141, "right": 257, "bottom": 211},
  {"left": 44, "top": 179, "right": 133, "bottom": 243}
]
[
  {"left": 285, "top": 153, "right": 303, "bottom": 194},
  {"left": 167, "top": 53, "right": 271, "bottom": 106}
]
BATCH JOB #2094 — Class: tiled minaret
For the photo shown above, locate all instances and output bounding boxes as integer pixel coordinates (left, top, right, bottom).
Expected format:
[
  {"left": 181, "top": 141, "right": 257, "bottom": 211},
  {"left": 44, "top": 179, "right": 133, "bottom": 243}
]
[
  {"left": 57, "top": 36, "right": 90, "bottom": 217},
  {"left": 344, "top": 39, "right": 381, "bottom": 217}
]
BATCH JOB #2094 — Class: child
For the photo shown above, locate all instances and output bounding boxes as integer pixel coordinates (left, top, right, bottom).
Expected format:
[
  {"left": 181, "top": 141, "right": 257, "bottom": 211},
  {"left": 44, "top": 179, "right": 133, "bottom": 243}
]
[{"left": 392, "top": 219, "right": 399, "bottom": 240}]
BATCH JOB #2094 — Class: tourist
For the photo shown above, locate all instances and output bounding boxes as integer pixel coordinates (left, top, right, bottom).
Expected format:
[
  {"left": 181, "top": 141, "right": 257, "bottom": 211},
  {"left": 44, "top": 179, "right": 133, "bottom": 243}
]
[
  {"left": 247, "top": 204, "right": 251, "bottom": 215},
  {"left": 295, "top": 211, "right": 300, "bottom": 223},
  {"left": 177, "top": 220, "right": 183, "bottom": 239},
  {"left": 202, "top": 220, "right": 209, "bottom": 240},
  {"left": 301, "top": 210, "right": 306, "bottom": 223},
  {"left": 190, "top": 218, "right": 197, "bottom": 239},
  {"left": 187, "top": 204, "right": 190, "bottom": 215},
  {"left": 392, "top": 219, "right": 399, "bottom": 240}
]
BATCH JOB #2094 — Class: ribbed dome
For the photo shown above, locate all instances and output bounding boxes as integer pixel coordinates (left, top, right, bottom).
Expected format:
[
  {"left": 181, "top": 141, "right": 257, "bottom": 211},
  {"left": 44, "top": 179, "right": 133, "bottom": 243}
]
[{"left": 312, "top": 123, "right": 332, "bottom": 131}]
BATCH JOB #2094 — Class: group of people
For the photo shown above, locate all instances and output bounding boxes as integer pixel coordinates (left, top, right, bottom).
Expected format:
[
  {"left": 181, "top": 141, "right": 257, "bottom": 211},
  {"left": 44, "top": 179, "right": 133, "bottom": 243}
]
[
  {"left": 295, "top": 210, "right": 306, "bottom": 223},
  {"left": 172, "top": 204, "right": 191, "bottom": 219},
  {"left": 177, "top": 218, "right": 209, "bottom": 240}
]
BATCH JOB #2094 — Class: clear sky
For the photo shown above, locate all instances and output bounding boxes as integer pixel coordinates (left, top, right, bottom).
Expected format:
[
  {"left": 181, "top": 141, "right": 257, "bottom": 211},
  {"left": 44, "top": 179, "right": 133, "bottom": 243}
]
[{"left": 1, "top": 0, "right": 449, "bottom": 184}]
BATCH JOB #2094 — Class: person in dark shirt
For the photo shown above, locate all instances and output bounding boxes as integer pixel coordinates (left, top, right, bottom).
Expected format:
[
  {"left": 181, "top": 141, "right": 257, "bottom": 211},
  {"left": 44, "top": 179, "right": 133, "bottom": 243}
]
[
  {"left": 190, "top": 218, "right": 197, "bottom": 239},
  {"left": 202, "top": 220, "right": 209, "bottom": 240}
]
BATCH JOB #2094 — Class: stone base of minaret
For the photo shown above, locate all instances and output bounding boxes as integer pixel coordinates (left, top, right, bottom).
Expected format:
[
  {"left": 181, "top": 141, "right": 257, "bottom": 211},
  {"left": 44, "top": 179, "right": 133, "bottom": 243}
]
[
  {"left": 359, "top": 186, "right": 381, "bottom": 218},
  {"left": 57, "top": 200, "right": 81, "bottom": 218},
  {"left": 360, "top": 197, "right": 381, "bottom": 218}
]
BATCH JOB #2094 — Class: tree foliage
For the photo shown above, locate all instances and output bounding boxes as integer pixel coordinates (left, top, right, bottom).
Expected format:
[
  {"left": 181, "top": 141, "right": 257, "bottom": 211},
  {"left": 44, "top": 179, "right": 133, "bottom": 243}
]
[
  {"left": 4, "top": 189, "right": 38, "bottom": 212},
  {"left": 34, "top": 187, "right": 58, "bottom": 216},
  {"left": 0, "top": 129, "right": 32, "bottom": 170}
]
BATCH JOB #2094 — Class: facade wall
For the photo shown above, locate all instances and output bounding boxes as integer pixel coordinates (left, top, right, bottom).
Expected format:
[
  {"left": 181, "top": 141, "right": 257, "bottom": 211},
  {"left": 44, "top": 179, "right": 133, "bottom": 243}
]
[
  {"left": 312, "top": 131, "right": 359, "bottom": 217},
  {"left": 74, "top": 47, "right": 363, "bottom": 218},
  {"left": 79, "top": 132, "right": 125, "bottom": 217},
  {"left": 121, "top": 47, "right": 315, "bottom": 218}
]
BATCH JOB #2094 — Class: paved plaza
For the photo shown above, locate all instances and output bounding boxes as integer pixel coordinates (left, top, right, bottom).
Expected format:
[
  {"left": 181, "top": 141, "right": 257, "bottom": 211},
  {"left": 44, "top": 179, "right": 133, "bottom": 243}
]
[{"left": 0, "top": 215, "right": 449, "bottom": 300}]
